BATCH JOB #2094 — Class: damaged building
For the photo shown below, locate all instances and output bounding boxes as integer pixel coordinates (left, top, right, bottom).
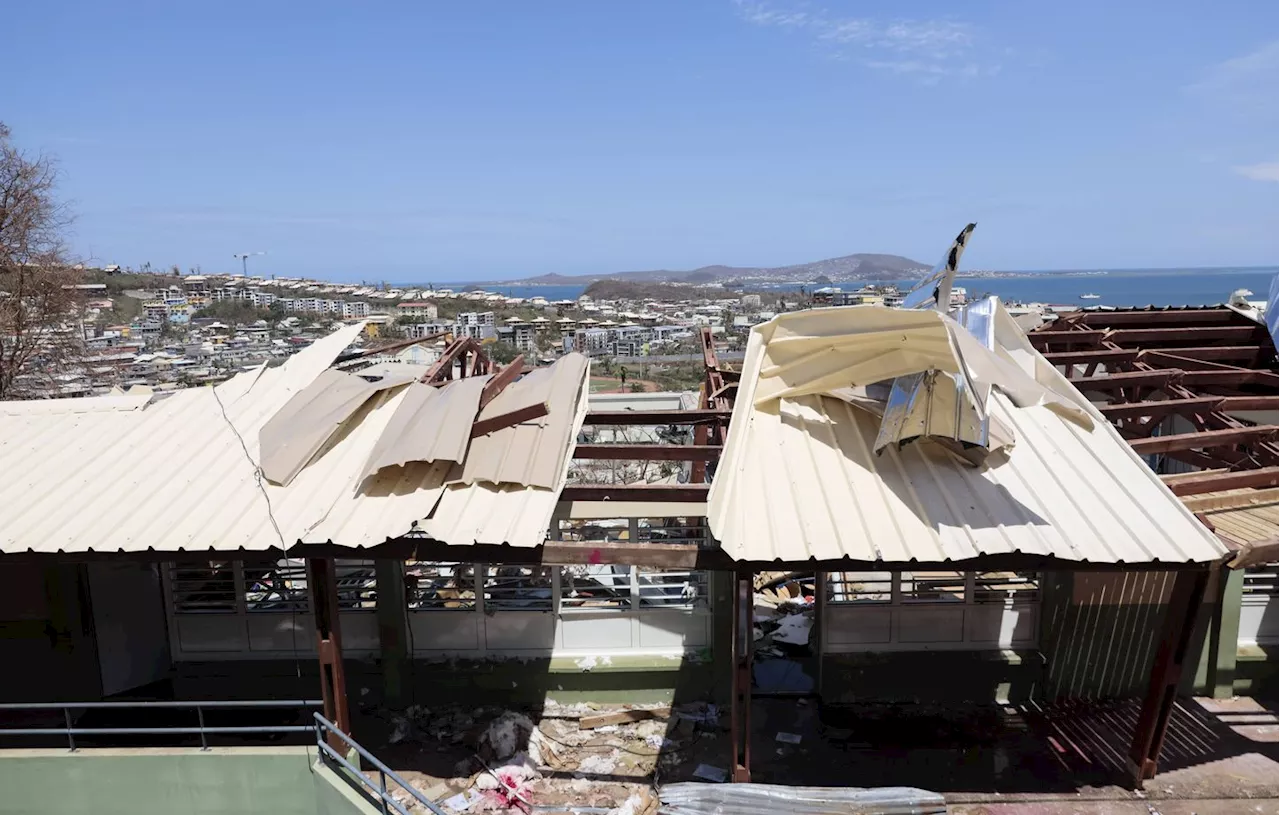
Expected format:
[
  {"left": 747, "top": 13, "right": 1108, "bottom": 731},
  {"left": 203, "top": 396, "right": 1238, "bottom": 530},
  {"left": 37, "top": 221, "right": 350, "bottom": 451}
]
[{"left": 0, "top": 241, "right": 1275, "bottom": 812}]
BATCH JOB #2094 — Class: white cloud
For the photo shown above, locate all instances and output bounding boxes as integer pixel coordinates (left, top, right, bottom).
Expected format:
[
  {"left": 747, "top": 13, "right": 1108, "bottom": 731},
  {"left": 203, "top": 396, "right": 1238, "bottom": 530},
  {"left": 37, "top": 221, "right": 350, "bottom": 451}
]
[
  {"left": 734, "top": 0, "right": 987, "bottom": 80},
  {"left": 1232, "top": 162, "right": 1279, "bottom": 182},
  {"left": 1186, "top": 41, "right": 1279, "bottom": 119}
]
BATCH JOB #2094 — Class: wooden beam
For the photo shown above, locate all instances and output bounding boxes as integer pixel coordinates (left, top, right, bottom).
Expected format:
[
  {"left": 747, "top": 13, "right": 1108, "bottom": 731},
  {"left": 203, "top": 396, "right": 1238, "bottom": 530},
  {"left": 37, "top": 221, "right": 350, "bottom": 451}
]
[
  {"left": 583, "top": 409, "right": 731, "bottom": 425},
  {"left": 470, "top": 401, "right": 549, "bottom": 437},
  {"left": 1073, "top": 308, "right": 1243, "bottom": 327},
  {"left": 1107, "top": 326, "right": 1261, "bottom": 345},
  {"left": 1044, "top": 349, "right": 1140, "bottom": 366},
  {"left": 541, "top": 540, "right": 702, "bottom": 569},
  {"left": 1181, "top": 370, "right": 1279, "bottom": 389},
  {"left": 572, "top": 444, "right": 722, "bottom": 461},
  {"left": 1140, "top": 346, "right": 1263, "bottom": 363},
  {"left": 1218, "top": 396, "right": 1280, "bottom": 413},
  {"left": 1028, "top": 329, "right": 1107, "bottom": 346},
  {"left": 1163, "top": 466, "right": 1280, "bottom": 496},
  {"left": 1129, "top": 425, "right": 1278, "bottom": 455},
  {"left": 1128, "top": 568, "right": 1211, "bottom": 787},
  {"left": 478, "top": 357, "right": 524, "bottom": 410},
  {"left": 1098, "top": 396, "right": 1225, "bottom": 421},
  {"left": 1069, "top": 369, "right": 1178, "bottom": 391},
  {"left": 1140, "top": 351, "right": 1248, "bottom": 373},
  {"left": 307, "top": 558, "right": 351, "bottom": 748},
  {"left": 1182, "top": 487, "right": 1279, "bottom": 513},
  {"left": 1227, "top": 539, "right": 1280, "bottom": 569},
  {"left": 559, "top": 484, "right": 710, "bottom": 502}
]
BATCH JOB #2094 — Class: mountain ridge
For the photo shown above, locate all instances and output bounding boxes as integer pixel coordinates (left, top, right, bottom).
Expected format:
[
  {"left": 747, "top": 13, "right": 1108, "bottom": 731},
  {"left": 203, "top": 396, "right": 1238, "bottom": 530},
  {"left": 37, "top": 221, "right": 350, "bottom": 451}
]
[{"left": 495, "top": 252, "right": 930, "bottom": 286}]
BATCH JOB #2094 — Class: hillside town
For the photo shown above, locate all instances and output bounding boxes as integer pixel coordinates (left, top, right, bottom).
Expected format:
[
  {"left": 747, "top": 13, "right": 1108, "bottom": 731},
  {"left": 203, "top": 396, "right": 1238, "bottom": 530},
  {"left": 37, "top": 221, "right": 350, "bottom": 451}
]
[{"left": 30, "top": 267, "right": 1013, "bottom": 398}]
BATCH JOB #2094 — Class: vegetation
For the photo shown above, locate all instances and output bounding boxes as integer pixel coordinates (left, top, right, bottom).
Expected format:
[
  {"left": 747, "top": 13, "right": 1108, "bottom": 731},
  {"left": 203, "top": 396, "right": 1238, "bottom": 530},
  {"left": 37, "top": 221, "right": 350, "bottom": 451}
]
[
  {"left": 487, "top": 340, "right": 521, "bottom": 364},
  {"left": 192, "top": 300, "right": 275, "bottom": 324},
  {"left": 582, "top": 279, "right": 736, "bottom": 302},
  {"left": 0, "top": 122, "right": 82, "bottom": 399},
  {"left": 649, "top": 361, "right": 706, "bottom": 392}
]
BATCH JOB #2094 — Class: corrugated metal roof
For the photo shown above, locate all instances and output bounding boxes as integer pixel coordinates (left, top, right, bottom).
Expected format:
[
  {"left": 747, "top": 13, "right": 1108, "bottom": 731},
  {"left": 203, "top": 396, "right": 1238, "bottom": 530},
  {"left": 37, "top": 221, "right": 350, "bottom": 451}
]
[
  {"left": 462, "top": 353, "right": 589, "bottom": 490},
  {"left": 359, "top": 377, "right": 488, "bottom": 482},
  {"left": 708, "top": 305, "right": 1228, "bottom": 566},
  {"left": 0, "top": 327, "right": 589, "bottom": 555},
  {"left": 424, "top": 355, "right": 591, "bottom": 547}
]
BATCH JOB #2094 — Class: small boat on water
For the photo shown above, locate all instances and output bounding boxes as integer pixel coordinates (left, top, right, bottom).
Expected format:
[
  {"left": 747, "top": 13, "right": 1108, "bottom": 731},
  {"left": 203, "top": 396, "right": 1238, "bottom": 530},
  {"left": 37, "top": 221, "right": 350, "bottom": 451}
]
[{"left": 1080, "top": 293, "right": 1101, "bottom": 300}]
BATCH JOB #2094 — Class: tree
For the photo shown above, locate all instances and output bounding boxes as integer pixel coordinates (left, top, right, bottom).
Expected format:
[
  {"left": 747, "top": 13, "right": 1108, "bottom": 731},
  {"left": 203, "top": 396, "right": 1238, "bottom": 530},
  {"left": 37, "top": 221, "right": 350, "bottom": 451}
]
[
  {"left": 0, "top": 123, "right": 82, "bottom": 399},
  {"left": 488, "top": 340, "right": 520, "bottom": 364}
]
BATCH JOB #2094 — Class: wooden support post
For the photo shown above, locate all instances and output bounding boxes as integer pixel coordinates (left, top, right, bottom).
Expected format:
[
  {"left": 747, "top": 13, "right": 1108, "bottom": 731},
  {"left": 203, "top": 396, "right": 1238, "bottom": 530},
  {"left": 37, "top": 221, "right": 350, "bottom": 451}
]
[
  {"left": 1127, "top": 568, "right": 1210, "bottom": 788},
  {"left": 308, "top": 557, "right": 351, "bottom": 748},
  {"left": 374, "top": 559, "right": 409, "bottom": 709},
  {"left": 729, "top": 571, "right": 753, "bottom": 782}
]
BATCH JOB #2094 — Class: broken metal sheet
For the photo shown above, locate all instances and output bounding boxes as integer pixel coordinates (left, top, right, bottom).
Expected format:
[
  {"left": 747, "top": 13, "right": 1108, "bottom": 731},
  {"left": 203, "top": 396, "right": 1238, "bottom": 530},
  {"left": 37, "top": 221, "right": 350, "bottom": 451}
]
[
  {"left": 658, "top": 782, "right": 945, "bottom": 814},
  {"left": 708, "top": 301, "right": 1228, "bottom": 566},
  {"left": 259, "top": 366, "right": 418, "bottom": 486},
  {"left": 460, "top": 353, "right": 590, "bottom": 490},
  {"left": 359, "top": 376, "right": 489, "bottom": 482},
  {"left": 900, "top": 222, "right": 975, "bottom": 312}
]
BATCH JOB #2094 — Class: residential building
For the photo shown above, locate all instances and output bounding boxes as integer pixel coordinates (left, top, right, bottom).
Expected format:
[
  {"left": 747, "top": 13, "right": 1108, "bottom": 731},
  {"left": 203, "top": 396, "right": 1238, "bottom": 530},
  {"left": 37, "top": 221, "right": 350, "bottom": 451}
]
[{"left": 396, "top": 301, "right": 439, "bottom": 320}]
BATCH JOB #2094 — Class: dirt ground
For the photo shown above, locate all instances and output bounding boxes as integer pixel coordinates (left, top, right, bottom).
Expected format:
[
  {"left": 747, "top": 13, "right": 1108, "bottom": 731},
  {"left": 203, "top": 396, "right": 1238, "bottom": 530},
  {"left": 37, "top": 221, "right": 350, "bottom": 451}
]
[{"left": 348, "top": 694, "right": 1278, "bottom": 814}]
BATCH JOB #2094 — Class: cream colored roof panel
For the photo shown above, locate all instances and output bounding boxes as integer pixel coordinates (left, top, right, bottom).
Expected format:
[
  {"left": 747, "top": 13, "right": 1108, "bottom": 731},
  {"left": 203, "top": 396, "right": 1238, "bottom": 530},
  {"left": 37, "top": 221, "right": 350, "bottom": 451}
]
[
  {"left": 708, "top": 305, "right": 1228, "bottom": 566},
  {"left": 425, "top": 356, "right": 591, "bottom": 547},
  {"left": 360, "top": 377, "right": 488, "bottom": 482},
  {"left": 0, "top": 324, "right": 590, "bottom": 555},
  {"left": 461, "top": 353, "right": 590, "bottom": 490}
]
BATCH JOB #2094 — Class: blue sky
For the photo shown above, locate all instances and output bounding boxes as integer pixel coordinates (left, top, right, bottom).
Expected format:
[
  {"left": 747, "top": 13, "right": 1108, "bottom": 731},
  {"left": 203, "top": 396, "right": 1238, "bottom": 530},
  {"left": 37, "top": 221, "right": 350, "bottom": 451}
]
[{"left": 7, "top": 1, "right": 1277, "bottom": 281}]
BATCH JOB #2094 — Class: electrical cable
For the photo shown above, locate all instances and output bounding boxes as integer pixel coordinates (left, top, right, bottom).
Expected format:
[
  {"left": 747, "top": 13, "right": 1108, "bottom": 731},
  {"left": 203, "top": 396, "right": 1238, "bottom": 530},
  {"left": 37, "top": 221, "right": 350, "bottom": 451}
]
[{"left": 211, "top": 381, "right": 311, "bottom": 765}]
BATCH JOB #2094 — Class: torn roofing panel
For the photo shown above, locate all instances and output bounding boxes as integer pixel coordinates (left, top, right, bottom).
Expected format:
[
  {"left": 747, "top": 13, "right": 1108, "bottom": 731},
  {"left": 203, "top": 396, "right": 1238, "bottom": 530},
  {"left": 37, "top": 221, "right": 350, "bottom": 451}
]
[
  {"left": 258, "top": 365, "right": 417, "bottom": 486},
  {"left": 708, "top": 304, "right": 1228, "bottom": 566},
  {"left": 424, "top": 355, "right": 591, "bottom": 547},
  {"left": 359, "top": 376, "right": 488, "bottom": 482},
  {"left": 460, "top": 353, "right": 590, "bottom": 490}
]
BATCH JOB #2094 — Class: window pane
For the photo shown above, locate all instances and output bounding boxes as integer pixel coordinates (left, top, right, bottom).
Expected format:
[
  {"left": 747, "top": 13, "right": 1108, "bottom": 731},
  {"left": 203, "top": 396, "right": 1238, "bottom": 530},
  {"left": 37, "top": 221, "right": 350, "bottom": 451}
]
[
  {"left": 560, "top": 565, "right": 632, "bottom": 611},
  {"left": 827, "top": 571, "right": 894, "bottom": 604},
  {"left": 484, "top": 565, "right": 554, "bottom": 611},
  {"left": 1243, "top": 567, "right": 1279, "bottom": 596},
  {"left": 406, "top": 562, "right": 476, "bottom": 610},
  {"left": 335, "top": 559, "right": 377, "bottom": 611},
  {"left": 243, "top": 559, "right": 308, "bottom": 612},
  {"left": 636, "top": 569, "right": 708, "bottom": 609},
  {"left": 974, "top": 571, "right": 1039, "bottom": 604},
  {"left": 899, "top": 571, "right": 965, "bottom": 603},
  {"left": 169, "top": 562, "right": 237, "bottom": 613}
]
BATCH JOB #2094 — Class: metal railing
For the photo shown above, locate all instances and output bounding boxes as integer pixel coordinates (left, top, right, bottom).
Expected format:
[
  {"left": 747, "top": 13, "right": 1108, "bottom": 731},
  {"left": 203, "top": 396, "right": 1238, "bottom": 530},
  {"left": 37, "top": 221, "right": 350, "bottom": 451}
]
[
  {"left": 313, "top": 713, "right": 448, "bottom": 815},
  {"left": 0, "top": 699, "right": 320, "bottom": 751}
]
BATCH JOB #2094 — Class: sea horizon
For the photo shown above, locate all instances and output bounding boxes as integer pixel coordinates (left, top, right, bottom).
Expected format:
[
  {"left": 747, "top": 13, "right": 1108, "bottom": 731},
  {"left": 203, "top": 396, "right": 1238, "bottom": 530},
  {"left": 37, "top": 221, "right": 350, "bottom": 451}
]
[{"left": 401, "top": 265, "right": 1278, "bottom": 308}]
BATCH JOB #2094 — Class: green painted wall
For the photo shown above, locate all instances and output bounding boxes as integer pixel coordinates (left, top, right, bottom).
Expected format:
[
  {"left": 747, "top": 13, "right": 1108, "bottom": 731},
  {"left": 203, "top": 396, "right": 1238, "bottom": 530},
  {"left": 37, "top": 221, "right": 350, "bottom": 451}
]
[
  {"left": 0, "top": 748, "right": 380, "bottom": 815},
  {"left": 1039, "top": 570, "right": 1216, "bottom": 700}
]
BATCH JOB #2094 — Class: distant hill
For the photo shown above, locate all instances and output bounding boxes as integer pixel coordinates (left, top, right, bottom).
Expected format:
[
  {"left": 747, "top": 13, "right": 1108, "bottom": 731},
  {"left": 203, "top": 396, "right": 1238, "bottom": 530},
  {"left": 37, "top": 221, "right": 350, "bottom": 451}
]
[{"left": 504, "top": 252, "right": 929, "bottom": 286}]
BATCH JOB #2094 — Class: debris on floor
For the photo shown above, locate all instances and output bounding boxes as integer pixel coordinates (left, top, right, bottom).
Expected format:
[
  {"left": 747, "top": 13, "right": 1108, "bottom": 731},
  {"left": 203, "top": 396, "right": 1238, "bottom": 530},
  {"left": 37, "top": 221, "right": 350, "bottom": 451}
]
[{"left": 658, "top": 782, "right": 946, "bottom": 814}]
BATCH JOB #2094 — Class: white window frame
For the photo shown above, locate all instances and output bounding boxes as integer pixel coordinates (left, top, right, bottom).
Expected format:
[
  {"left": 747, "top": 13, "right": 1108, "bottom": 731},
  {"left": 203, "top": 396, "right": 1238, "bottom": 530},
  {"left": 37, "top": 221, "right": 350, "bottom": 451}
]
[
  {"left": 824, "top": 570, "right": 1040, "bottom": 652},
  {"left": 1239, "top": 566, "right": 1278, "bottom": 647}
]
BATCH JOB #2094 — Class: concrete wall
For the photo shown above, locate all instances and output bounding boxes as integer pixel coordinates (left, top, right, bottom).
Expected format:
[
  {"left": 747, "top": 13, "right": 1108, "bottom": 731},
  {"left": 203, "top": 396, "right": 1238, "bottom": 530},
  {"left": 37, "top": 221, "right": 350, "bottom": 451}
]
[{"left": 0, "top": 748, "right": 378, "bottom": 815}]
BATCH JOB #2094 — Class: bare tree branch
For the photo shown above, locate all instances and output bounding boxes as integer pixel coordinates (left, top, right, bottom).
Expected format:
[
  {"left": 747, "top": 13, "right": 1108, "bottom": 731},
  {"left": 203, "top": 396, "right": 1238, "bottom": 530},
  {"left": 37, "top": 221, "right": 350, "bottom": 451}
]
[{"left": 0, "top": 122, "right": 84, "bottom": 399}]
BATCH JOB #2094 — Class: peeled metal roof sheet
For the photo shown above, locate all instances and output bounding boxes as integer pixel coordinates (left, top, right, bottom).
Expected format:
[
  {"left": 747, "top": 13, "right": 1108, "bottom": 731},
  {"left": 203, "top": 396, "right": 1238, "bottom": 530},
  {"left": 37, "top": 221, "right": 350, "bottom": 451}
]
[
  {"left": 708, "top": 305, "right": 1228, "bottom": 566},
  {"left": 424, "top": 358, "right": 591, "bottom": 548},
  {"left": 461, "top": 353, "right": 590, "bottom": 490},
  {"left": 0, "top": 328, "right": 590, "bottom": 555},
  {"left": 359, "top": 377, "right": 489, "bottom": 482}
]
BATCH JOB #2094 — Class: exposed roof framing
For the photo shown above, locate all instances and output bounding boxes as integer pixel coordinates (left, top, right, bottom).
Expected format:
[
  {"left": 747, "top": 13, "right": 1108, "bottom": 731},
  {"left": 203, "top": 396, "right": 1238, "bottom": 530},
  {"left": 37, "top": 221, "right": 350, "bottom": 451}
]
[{"left": 1034, "top": 306, "right": 1278, "bottom": 513}]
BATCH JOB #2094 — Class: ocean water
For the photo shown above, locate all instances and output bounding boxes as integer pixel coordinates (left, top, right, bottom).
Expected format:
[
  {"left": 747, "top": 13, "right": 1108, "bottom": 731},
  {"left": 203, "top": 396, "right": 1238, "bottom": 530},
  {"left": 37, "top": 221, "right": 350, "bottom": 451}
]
[{"left": 434, "top": 267, "right": 1278, "bottom": 308}]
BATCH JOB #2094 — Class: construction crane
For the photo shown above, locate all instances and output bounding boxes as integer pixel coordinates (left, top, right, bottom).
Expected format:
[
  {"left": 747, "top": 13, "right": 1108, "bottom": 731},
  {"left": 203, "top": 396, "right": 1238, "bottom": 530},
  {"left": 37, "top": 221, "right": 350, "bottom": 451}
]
[{"left": 233, "top": 251, "right": 266, "bottom": 276}]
